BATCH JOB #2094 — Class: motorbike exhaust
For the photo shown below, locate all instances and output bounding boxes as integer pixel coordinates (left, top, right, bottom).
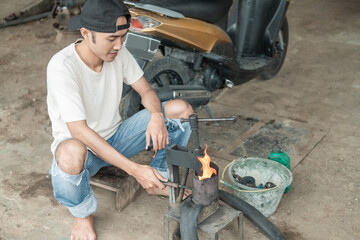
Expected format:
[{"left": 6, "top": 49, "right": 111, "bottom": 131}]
[{"left": 155, "top": 85, "right": 211, "bottom": 107}]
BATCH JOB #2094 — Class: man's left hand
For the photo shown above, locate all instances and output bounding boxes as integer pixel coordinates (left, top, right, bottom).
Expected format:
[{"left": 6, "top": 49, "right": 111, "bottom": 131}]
[{"left": 145, "top": 112, "right": 169, "bottom": 157}]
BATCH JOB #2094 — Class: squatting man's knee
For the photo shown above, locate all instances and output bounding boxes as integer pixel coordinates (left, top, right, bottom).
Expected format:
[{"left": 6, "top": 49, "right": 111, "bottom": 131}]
[
  {"left": 164, "top": 99, "right": 194, "bottom": 119},
  {"left": 55, "top": 139, "right": 87, "bottom": 175}
]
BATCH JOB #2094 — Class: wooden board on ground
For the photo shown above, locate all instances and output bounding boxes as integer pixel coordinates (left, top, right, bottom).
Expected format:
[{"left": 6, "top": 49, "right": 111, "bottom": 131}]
[{"left": 90, "top": 166, "right": 140, "bottom": 212}]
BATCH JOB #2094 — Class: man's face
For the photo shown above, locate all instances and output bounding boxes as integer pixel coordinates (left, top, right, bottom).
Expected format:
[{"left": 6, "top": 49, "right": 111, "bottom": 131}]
[{"left": 87, "top": 16, "right": 128, "bottom": 62}]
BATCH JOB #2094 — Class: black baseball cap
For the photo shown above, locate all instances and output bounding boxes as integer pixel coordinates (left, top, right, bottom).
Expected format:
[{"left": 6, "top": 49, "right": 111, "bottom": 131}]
[{"left": 68, "top": 0, "right": 131, "bottom": 33}]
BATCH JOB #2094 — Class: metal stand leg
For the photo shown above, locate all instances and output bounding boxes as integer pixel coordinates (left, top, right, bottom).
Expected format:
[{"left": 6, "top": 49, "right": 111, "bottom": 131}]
[
  {"left": 205, "top": 105, "right": 219, "bottom": 126},
  {"left": 209, "top": 232, "right": 219, "bottom": 240},
  {"left": 238, "top": 212, "right": 244, "bottom": 240},
  {"left": 164, "top": 214, "right": 169, "bottom": 240},
  {"left": 167, "top": 164, "right": 178, "bottom": 204},
  {"left": 205, "top": 105, "right": 215, "bottom": 118},
  {"left": 164, "top": 210, "right": 181, "bottom": 240}
]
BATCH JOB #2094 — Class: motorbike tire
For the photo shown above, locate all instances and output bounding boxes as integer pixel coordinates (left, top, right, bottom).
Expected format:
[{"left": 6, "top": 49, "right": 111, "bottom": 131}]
[
  {"left": 259, "top": 17, "right": 289, "bottom": 80},
  {"left": 120, "top": 56, "right": 194, "bottom": 120}
]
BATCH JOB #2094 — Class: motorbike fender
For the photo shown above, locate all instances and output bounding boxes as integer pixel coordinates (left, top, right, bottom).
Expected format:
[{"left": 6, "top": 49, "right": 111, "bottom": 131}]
[
  {"left": 264, "top": 0, "right": 289, "bottom": 55},
  {"left": 234, "top": 0, "right": 289, "bottom": 58}
]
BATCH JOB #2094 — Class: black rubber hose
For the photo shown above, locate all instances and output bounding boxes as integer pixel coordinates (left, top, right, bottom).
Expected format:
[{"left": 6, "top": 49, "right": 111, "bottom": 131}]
[
  {"left": 179, "top": 197, "right": 203, "bottom": 240},
  {"left": 0, "top": 11, "right": 51, "bottom": 29},
  {"left": 219, "top": 190, "right": 285, "bottom": 240}
]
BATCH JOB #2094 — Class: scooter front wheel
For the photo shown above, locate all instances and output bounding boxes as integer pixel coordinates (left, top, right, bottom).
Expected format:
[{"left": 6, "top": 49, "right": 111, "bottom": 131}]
[
  {"left": 120, "top": 56, "right": 194, "bottom": 120},
  {"left": 144, "top": 56, "right": 193, "bottom": 88},
  {"left": 260, "top": 17, "right": 289, "bottom": 80}
]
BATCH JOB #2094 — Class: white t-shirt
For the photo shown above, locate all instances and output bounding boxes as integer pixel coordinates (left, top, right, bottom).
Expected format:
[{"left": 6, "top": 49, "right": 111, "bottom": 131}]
[{"left": 47, "top": 40, "right": 144, "bottom": 154}]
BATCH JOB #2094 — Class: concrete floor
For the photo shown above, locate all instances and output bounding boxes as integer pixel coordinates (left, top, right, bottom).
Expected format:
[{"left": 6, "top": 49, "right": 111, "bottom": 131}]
[{"left": 0, "top": 0, "right": 359, "bottom": 239}]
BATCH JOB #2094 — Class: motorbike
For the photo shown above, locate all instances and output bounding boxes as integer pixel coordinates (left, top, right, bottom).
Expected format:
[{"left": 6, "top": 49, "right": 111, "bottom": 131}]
[
  {"left": 121, "top": 0, "right": 290, "bottom": 119},
  {"left": 55, "top": 0, "right": 290, "bottom": 119}
]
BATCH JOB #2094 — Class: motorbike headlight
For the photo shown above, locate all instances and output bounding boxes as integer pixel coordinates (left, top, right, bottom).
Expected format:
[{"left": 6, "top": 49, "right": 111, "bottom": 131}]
[{"left": 130, "top": 16, "right": 161, "bottom": 32}]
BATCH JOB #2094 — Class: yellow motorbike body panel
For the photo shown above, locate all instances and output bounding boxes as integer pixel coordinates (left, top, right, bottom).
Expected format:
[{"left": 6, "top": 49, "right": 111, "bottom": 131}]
[{"left": 130, "top": 8, "right": 232, "bottom": 53}]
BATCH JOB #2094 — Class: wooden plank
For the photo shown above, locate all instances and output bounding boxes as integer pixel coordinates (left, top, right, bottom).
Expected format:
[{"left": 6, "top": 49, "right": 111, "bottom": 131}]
[
  {"left": 89, "top": 180, "right": 117, "bottom": 192},
  {"left": 90, "top": 166, "right": 140, "bottom": 212}
]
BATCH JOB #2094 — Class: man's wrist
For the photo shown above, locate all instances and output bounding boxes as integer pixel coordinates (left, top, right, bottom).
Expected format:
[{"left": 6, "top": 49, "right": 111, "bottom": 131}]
[
  {"left": 151, "top": 111, "right": 163, "bottom": 117},
  {"left": 125, "top": 161, "right": 140, "bottom": 176}
]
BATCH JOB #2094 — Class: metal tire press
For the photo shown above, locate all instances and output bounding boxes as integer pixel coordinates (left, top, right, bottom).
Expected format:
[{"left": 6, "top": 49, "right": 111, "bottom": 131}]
[{"left": 164, "top": 113, "right": 243, "bottom": 240}]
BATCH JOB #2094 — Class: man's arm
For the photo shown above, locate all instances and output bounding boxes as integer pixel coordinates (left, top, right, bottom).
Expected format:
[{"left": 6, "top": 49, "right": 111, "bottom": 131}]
[
  {"left": 130, "top": 76, "right": 169, "bottom": 155},
  {"left": 66, "top": 120, "right": 166, "bottom": 189}
]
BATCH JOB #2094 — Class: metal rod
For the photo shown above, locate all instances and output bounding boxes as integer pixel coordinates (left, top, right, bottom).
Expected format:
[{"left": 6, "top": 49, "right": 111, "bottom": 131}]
[
  {"left": 180, "top": 116, "right": 237, "bottom": 123},
  {"left": 161, "top": 181, "right": 191, "bottom": 190}
]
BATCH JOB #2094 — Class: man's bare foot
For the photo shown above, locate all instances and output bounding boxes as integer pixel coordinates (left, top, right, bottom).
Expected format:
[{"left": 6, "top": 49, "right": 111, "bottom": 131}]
[
  {"left": 71, "top": 215, "right": 96, "bottom": 240},
  {"left": 146, "top": 186, "right": 192, "bottom": 199}
]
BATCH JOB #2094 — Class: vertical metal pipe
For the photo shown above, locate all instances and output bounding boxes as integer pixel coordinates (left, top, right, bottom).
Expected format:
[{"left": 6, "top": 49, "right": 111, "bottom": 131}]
[
  {"left": 176, "top": 167, "right": 189, "bottom": 203},
  {"left": 189, "top": 114, "right": 202, "bottom": 156}
]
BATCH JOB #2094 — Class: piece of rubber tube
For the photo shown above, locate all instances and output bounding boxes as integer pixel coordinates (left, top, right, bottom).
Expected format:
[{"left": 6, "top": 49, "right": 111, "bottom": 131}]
[
  {"left": 179, "top": 197, "right": 203, "bottom": 240},
  {"left": 219, "top": 190, "right": 285, "bottom": 240}
]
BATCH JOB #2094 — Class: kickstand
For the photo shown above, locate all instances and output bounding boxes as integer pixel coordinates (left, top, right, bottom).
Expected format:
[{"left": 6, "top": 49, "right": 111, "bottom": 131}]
[{"left": 205, "top": 105, "right": 219, "bottom": 126}]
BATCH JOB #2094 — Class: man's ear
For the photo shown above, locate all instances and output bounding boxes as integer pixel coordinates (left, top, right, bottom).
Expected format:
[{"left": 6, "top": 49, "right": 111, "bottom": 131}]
[{"left": 80, "top": 28, "right": 89, "bottom": 39}]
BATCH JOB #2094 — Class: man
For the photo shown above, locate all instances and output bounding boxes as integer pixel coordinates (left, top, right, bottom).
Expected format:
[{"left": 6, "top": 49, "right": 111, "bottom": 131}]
[{"left": 46, "top": 0, "right": 193, "bottom": 239}]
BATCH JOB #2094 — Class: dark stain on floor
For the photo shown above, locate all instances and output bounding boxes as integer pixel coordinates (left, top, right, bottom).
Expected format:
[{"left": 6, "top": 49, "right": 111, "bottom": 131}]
[
  {"left": 2, "top": 172, "right": 58, "bottom": 206},
  {"left": 231, "top": 120, "right": 307, "bottom": 158},
  {"left": 280, "top": 226, "right": 306, "bottom": 240}
]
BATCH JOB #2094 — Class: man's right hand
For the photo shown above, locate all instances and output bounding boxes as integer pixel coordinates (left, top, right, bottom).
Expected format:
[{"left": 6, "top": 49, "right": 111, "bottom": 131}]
[{"left": 131, "top": 164, "right": 167, "bottom": 190}]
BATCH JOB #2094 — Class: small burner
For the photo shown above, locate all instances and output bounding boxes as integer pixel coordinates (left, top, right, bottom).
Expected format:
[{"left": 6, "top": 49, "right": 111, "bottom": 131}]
[{"left": 192, "top": 162, "right": 219, "bottom": 206}]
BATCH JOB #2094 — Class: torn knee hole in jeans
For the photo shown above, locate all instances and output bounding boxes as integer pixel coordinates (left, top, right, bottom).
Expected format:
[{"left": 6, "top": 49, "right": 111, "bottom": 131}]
[
  {"left": 166, "top": 118, "right": 186, "bottom": 132},
  {"left": 51, "top": 163, "right": 86, "bottom": 187}
]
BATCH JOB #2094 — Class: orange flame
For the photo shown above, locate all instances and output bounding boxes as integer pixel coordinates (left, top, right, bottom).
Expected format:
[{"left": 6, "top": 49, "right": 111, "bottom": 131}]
[{"left": 197, "top": 144, "right": 217, "bottom": 180}]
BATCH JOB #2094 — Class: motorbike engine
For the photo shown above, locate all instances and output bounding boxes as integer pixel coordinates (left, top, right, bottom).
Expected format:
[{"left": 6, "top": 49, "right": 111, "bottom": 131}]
[{"left": 203, "top": 67, "right": 224, "bottom": 91}]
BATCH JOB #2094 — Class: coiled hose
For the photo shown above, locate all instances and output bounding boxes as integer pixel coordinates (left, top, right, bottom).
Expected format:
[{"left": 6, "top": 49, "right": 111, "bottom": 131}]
[
  {"left": 219, "top": 190, "right": 285, "bottom": 240},
  {"left": 179, "top": 191, "right": 285, "bottom": 240}
]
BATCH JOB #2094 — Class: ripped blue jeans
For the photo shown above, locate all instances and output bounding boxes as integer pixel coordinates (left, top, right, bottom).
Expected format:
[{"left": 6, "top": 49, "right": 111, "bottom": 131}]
[{"left": 49, "top": 105, "right": 191, "bottom": 218}]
